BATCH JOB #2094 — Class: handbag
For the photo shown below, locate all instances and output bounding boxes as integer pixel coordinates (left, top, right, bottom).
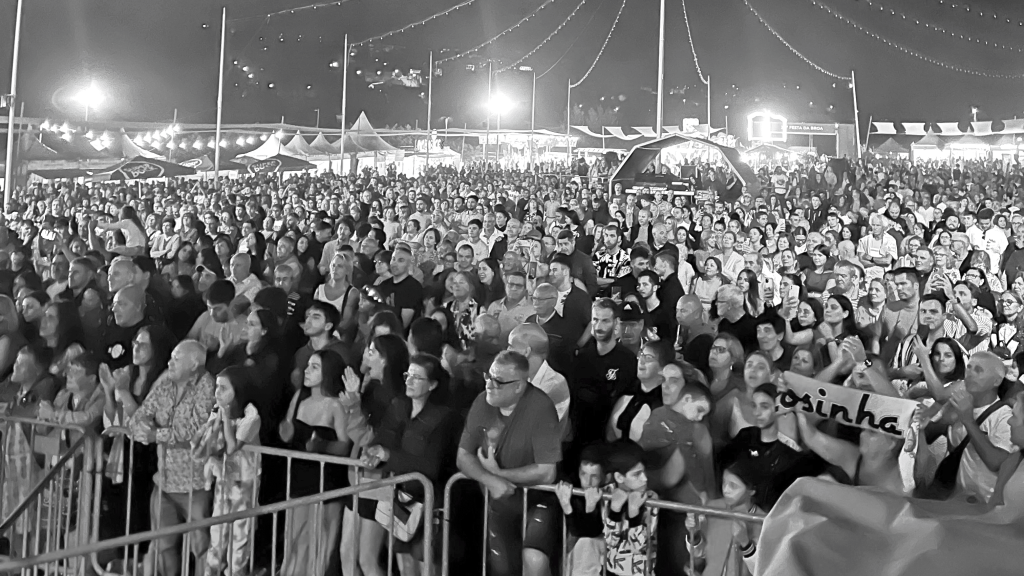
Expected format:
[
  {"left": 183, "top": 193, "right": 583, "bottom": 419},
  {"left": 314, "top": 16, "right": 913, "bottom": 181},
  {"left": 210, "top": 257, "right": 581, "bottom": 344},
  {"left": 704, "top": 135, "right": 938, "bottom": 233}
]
[
  {"left": 374, "top": 490, "right": 424, "bottom": 542},
  {"left": 916, "top": 400, "right": 1008, "bottom": 501}
]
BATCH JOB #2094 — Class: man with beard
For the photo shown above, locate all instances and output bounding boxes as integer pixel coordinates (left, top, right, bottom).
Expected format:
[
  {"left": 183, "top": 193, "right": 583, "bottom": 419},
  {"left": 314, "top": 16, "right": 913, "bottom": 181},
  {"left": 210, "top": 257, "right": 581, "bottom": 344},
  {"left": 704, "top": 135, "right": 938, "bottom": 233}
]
[
  {"left": 593, "top": 225, "right": 632, "bottom": 298},
  {"left": 571, "top": 299, "right": 638, "bottom": 453}
]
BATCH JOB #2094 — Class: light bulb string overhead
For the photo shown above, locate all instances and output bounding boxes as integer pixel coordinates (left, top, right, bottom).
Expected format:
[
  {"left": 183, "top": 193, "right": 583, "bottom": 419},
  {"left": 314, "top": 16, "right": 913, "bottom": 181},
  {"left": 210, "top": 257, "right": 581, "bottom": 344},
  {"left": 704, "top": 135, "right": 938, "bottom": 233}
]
[
  {"left": 436, "top": 0, "right": 559, "bottom": 65},
  {"left": 537, "top": 0, "right": 608, "bottom": 79},
  {"left": 933, "top": 0, "right": 1024, "bottom": 27},
  {"left": 570, "top": 0, "right": 628, "bottom": 89},
  {"left": 741, "top": 0, "right": 850, "bottom": 80},
  {"left": 496, "top": 0, "right": 591, "bottom": 74},
  {"left": 353, "top": 0, "right": 479, "bottom": 46},
  {"left": 809, "top": 0, "right": 1024, "bottom": 79},
  {"left": 229, "top": 0, "right": 359, "bottom": 22},
  {"left": 680, "top": 0, "right": 708, "bottom": 84},
  {"left": 860, "top": 0, "right": 1024, "bottom": 53}
]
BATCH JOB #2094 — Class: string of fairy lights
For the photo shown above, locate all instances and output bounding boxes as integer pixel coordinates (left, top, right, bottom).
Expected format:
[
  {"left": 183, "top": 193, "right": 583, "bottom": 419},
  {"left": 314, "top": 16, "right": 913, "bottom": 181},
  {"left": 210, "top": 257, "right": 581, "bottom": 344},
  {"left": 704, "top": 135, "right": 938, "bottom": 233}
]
[
  {"left": 858, "top": 0, "right": 1024, "bottom": 53},
  {"left": 932, "top": 0, "right": 1024, "bottom": 26},
  {"left": 435, "top": 0, "right": 559, "bottom": 65},
  {"left": 569, "top": 0, "right": 628, "bottom": 88},
  {"left": 741, "top": 0, "right": 851, "bottom": 81},
  {"left": 495, "top": 0, "right": 590, "bottom": 74},
  {"left": 352, "top": 0, "right": 479, "bottom": 46},
  {"left": 680, "top": 0, "right": 708, "bottom": 85},
  {"left": 808, "top": 0, "right": 1024, "bottom": 79}
]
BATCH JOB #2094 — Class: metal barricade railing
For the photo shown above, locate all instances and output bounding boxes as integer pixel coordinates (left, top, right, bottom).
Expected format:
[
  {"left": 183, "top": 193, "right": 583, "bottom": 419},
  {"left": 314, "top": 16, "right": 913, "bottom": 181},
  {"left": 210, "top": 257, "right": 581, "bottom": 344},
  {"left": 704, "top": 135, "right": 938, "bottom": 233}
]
[
  {"left": 0, "top": 472, "right": 435, "bottom": 576},
  {"left": 441, "top": 473, "right": 766, "bottom": 576},
  {"left": 0, "top": 415, "right": 101, "bottom": 575},
  {"left": 81, "top": 429, "right": 437, "bottom": 576}
]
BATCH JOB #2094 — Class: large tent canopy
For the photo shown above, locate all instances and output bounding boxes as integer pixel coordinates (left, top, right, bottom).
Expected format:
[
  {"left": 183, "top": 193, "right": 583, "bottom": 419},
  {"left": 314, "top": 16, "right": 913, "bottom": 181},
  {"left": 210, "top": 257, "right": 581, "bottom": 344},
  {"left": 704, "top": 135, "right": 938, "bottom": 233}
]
[{"left": 610, "top": 134, "right": 760, "bottom": 195}]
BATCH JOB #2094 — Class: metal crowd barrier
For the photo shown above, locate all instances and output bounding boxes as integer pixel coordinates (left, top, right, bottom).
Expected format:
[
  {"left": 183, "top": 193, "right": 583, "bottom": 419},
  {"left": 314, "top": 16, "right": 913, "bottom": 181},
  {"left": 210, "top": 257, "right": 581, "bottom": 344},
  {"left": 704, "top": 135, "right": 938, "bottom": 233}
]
[
  {"left": 0, "top": 416, "right": 101, "bottom": 576},
  {"left": 0, "top": 473, "right": 434, "bottom": 576},
  {"left": 440, "top": 473, "right": 766, "bottom": 576},
  {"left": 79, "top": 431, "right": 438, "bottom": 576}
]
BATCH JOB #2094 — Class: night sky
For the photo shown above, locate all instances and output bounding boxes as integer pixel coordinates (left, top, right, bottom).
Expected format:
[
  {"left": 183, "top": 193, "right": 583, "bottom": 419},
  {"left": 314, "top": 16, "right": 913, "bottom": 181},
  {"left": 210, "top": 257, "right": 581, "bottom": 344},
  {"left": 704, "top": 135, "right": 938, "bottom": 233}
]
[{"left": 1, "top": 0, "right": 1022, "bottom": 134}]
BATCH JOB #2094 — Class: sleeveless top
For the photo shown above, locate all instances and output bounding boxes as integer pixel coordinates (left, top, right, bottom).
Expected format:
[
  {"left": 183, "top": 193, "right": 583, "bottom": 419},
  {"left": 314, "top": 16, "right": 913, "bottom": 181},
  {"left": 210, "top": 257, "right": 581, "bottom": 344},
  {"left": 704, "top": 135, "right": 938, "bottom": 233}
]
[{"left": 314, "top": 283, "right": 355, "bottom": 313}]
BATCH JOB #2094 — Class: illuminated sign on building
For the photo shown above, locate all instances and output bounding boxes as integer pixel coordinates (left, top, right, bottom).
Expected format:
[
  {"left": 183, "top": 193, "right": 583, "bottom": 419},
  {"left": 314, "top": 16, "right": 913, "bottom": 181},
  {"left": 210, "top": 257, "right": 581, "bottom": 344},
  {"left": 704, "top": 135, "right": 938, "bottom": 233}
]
[
  {"left": 747, "top": 112, "right": 788, "bottom": 142},
  {"left": 787, "top": 122, "right": 838, "bottom": 136}
]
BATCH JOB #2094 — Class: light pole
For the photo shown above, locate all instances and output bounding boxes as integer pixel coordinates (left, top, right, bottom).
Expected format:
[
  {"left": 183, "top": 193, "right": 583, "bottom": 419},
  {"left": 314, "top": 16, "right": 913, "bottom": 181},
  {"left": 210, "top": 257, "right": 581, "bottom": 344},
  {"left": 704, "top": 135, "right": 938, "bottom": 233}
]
[
  {"left": 3, "top": 0, "right": 24, "bottom": 212},
  {"left": 315, "top": 108, "right": 321, "bottom": 128},
  {"left": 530, "top": 70, "right": 536, "bottom": 170},
  {"left": 971, "top": 106, "right": 979, "bottom": 123},
  {"left": 74, "top": 82, "right": 104, "bottom": 122},
  {"left": 487, "top": 93, "right": 513, "bottom": 164},
  {"left": 655, "top": 0, "right": 665, "bottom": 140}
]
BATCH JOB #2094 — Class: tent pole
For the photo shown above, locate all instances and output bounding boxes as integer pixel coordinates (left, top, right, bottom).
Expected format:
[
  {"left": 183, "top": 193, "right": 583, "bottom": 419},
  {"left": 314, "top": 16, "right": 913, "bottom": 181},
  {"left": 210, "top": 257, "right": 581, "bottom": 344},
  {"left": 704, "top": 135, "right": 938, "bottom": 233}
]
[
  {"left": 851, "top": 69, "right": 861, "bottom": 160},
  {"left": 340, "top": 34, "right": 348, "bottom": 174},
  {"left": 213, "top": 6, "right": 226, "bottom": 188},
  {"left": 566, "top": 80, "right": 571, "bottom": 166},
  {"left": 486, "top": 62, "right": 492, "bottom": 166},
  {"left": 169, "top": 108, "right": 177, "bottom": 163},
  {"left": 426, "top": 50, "right": 432, "bottom": 174},
  {"left": 530, "top": 71, "right": 536, "bottom": 171},
  {"left": 3, "top": 0, "right": 25, "bottom": 212}
]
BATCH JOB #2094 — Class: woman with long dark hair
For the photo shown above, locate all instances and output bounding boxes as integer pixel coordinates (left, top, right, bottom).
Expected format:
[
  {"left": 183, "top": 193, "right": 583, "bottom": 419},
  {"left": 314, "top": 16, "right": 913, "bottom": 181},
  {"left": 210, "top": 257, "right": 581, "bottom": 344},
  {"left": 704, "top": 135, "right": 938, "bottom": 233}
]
[
  {"left": 167, "top": 275, "right": 206, "bottom": 341},
  {"left": 340, "top": 334, "right": 410, "bottom": 576},
  {"left": 162, "top": 241, "right": 197, "bottom": 280},
  {"left": 39, "top": 300, "right": 85, "bottom": 373},
  {"left": 279, "top": 349, "right": 351, "bottom": 576},
  {"left": 239, "top": 308, "right": 286, "bottom": 440},
  {"left": 784, "top": 298, "right": 823, "bottom": 347},
  {"left": 100, "top": 324, "right": 177, "bottom": 541},
  {"left": 910, "top": 336, "right": 967, "bottom": 402},
  {"left": 475, "top": 258, "right": 506, "bottom": 308},
  {"left": 736, "top": 268, "right": 764, "bottom": 317},
  {"left": 817, "top": 294, "right": 872, "bottom": 368}
]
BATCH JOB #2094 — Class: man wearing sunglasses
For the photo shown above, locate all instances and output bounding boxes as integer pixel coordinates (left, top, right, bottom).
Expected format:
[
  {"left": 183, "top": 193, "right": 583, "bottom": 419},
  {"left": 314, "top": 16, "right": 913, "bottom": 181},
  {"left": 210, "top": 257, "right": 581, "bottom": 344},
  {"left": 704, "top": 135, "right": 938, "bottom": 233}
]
[{"left": 457, "top": 350, "right": 561, "bottom": 576}]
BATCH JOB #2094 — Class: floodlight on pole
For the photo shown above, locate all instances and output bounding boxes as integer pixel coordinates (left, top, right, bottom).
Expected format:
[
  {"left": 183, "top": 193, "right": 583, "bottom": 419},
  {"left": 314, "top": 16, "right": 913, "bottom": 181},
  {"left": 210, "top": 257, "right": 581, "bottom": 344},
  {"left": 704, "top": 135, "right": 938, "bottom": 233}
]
[
  {"left": 74, "top": 82, "right": 105, "bottom": 122},
  {"left": 487, "top": 93, "right": 514, "bottom": 117}
]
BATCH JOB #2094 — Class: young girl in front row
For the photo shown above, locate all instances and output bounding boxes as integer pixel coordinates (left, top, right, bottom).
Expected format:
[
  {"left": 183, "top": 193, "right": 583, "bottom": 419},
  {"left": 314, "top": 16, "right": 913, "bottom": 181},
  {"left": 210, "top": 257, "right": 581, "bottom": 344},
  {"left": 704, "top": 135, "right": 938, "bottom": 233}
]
[{"left": 192, "top": 367, "right": 261, "bottom": 576}]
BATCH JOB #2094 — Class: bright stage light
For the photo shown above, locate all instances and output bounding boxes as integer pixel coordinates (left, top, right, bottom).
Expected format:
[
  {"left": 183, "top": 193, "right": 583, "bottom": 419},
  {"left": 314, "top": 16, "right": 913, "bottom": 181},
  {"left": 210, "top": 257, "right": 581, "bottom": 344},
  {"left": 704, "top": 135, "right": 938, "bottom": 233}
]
[{"left": 487, "top": 93, "right": 513, "bottom": 116}]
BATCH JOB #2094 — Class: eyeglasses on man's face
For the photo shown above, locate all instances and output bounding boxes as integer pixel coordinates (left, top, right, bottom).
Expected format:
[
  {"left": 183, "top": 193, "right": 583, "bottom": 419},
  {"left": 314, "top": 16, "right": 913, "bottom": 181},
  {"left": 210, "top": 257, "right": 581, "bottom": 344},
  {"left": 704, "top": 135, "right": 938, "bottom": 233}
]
[{"left": 484, "top": 373, "right": 520, "bottom": 388}]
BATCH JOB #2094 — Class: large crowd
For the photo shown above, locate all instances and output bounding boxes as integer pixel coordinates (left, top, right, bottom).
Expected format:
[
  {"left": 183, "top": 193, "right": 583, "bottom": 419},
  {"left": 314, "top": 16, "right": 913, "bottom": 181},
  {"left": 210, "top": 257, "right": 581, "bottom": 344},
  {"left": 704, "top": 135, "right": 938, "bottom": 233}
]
[{"left": 1, "top": 153, "right": 1024, "bottom": 576}]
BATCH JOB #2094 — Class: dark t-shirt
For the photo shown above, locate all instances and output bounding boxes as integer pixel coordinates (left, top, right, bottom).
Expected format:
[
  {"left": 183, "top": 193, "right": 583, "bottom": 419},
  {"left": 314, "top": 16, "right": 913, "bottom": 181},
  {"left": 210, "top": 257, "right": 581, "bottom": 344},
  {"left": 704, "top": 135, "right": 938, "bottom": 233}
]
[
  {"left": 527, "top": 312, "right": 577, "bottom": 374},
  {"left": 377, "top": 274, "right": 424, "bottom": 319},
  {"left": 721, "top": 427, "right": 803, "bottom": 509},
  {"left": 571, "top": 341, "right": 639, "bottom": 446},
  {"left": 104, "top": 320, "right": 146, "bottom": 370},
  {"left": 647, "top": 301, "right": 678, "bottom": 343},
  {"left": 459, "top": 384, "right": 562, "bottom": 472},
  {"left": 718, "top": 314, "right": 759, "bottom": 354}
]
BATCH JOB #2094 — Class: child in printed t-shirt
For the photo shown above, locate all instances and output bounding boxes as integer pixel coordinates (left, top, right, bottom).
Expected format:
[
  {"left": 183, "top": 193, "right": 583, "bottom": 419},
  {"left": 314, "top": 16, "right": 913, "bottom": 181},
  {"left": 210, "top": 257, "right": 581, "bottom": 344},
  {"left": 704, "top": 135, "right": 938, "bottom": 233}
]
[
  {"left": 191, "top": 367, "right": 261, "bottom": 576},
  {"left": 555, "top": 443, "right": 607, "bottom": 576},
  {"left": 602, "top": 440, "right": 658, "bottom": 576}
]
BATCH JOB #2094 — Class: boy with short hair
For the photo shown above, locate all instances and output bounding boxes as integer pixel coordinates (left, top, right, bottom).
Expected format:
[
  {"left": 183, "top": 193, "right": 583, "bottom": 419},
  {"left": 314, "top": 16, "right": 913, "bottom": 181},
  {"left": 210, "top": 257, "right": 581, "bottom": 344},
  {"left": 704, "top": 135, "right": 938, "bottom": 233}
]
[
  {"left": 602, "top": 440, "right": 658, "bottom": 576},
  {"left": 556, "top": 443, "right": 607, "bottom": 576}
]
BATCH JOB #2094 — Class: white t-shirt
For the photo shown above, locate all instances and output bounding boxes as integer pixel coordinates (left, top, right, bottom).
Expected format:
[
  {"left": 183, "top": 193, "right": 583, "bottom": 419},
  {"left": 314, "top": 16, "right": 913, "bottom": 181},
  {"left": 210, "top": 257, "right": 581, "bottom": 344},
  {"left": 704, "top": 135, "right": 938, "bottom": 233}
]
[
  {"left": 857, "top": 234, "right": 897, "bottom": 262},
  {"left": 949, "top": 402, "right": 1013, "bottom": 503}
]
